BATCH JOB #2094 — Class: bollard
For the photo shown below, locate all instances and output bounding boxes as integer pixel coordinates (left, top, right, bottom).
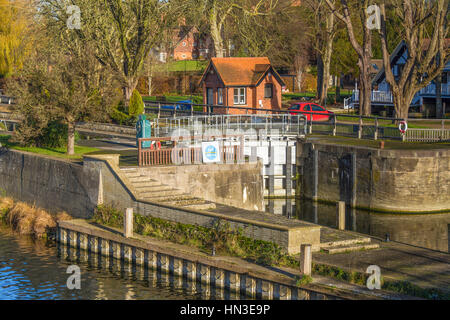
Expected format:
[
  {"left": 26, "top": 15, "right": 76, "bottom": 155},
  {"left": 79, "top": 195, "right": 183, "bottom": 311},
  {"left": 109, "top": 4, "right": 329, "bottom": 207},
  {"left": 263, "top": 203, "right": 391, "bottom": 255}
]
[
  {"left": 124, "top": 208, "right": 133, "bottom": 238},
  {"left": 336, "top": 201, "right": 345, "bottom": 230},
  {"left": 300, "top": 244, "right": 312, "bottom": 276}
]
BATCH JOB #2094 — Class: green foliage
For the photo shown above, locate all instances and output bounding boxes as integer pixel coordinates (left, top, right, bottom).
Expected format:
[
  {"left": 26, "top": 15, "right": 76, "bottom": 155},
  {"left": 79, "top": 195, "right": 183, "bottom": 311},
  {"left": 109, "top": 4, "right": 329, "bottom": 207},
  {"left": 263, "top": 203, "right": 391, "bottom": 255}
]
[
  {"left": 110, "top": 107, "right": 132, "bottom": 126},
  {"left": 93, "top": 205, "right": 286, "bottom": 265},
  {"left": 92, "top": 205, "right": 450, "bottom": 300},
  {"left": 38, "top": 121, "right": 80, "bottom": 148},
  {"left": 382, "top": 280, "right": 450, "bottom": 300},
  {"left": 128, "top": 89, "right": 145, "bottom": 117},
  {"left": 296, "top": 275, "right": 313, "bottom": 286}
]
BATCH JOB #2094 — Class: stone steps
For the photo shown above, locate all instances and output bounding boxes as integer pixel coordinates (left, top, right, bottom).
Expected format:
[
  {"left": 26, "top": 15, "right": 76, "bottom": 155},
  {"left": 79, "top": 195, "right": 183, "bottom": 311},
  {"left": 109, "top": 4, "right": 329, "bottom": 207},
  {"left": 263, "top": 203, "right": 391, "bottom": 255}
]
[
  {"left": 322, "top": 243, "right": 380, "bottom": 254},
  {"left": 120, "top": 168, "right": 216, "bottom": 211},
  {"left": 320, "top": 237, "right": 372, "bottom": 249}
]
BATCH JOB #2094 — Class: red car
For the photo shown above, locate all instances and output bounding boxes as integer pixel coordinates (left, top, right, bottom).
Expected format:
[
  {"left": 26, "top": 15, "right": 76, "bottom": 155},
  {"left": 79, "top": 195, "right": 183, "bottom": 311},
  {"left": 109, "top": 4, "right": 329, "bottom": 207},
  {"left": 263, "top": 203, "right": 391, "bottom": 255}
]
[{"left": 288, "top": 103, "right": 333, "bottom": 121}]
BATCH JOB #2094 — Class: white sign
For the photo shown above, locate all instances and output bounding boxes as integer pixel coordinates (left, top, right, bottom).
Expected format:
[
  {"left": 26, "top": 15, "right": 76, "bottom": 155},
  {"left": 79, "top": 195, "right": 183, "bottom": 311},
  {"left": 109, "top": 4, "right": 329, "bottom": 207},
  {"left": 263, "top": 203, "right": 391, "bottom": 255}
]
[{"left": 202, "top": 141, "right": 220, "bottom": 163}]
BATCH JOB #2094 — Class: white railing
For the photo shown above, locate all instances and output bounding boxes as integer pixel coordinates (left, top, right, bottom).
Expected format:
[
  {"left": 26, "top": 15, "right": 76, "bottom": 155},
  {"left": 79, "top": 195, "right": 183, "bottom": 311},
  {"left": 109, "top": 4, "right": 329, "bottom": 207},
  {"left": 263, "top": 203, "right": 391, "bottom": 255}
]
[
  {"left": 352, "top": 90, "right": 393, "bottom": 103},
  {"left": 419, "top": 83, "right": 450, "bottom": 95},
  {"left": 405, "top": 128, "right": 450, "bottom": 142},
  {"left": 0, "top": 95, "right": 14, "bottom": 105},
  {"left": 153, "top": 114, "right": 308, "bottom": 137}
]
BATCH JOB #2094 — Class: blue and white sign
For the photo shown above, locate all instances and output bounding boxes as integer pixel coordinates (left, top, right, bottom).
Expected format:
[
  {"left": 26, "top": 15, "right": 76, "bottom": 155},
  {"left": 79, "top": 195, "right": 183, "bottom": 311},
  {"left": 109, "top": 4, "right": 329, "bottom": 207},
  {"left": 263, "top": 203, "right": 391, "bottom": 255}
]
[{"left": 201, "top": 141, "right": 220, "bottom": 163}]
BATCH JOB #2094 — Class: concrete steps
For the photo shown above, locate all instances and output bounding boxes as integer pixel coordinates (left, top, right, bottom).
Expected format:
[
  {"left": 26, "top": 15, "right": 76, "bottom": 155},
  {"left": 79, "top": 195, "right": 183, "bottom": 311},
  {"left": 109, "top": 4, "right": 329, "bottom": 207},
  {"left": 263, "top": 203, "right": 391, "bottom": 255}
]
[
  {"left": 322, "top": 243, "right": 380, "bottom": 254},
  {"left": 319, "top": 232, "right": 379, "bottom": 254},
  {"left": 121, "top": 168, "right": 216, "bottom": 211}
]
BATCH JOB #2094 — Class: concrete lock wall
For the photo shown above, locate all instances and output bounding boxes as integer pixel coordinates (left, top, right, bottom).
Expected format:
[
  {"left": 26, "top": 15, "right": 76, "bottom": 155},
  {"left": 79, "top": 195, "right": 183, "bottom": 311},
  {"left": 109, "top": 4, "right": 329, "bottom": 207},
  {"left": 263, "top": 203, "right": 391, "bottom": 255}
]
[
  {"left": 84, "top": 155, "right": 320, "bottom": 254},
  {"left": 297, "top": 140, "right": 450, "bottom": 213},
  {"left": 131, "top": 162, "right": 264, "bottom": 211},
  {"left": 243, "top": 139, "right": 297, "bottom": 197},
  {"left": 0, "top": 150, "right": 99, "bottom": 218}
]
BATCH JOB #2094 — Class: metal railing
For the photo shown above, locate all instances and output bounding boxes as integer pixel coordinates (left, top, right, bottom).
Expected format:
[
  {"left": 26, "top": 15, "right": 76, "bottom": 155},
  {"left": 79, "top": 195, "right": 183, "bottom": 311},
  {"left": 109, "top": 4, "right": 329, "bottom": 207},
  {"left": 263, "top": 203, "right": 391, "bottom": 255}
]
[
  {"left": 352, "top": 90, "right": 394, "bottom": 103},
  {"left": 419, "top": 83, "right": 450, "bottom": 95},
  {"left": 152, "top": 114, "right": 308, "bottom": 138},
  {"left": 0, "top": 95, "right": 14, "bottom": 105},
  {"left": 138, "top": 135, "right": 245, "bottom": 167}
]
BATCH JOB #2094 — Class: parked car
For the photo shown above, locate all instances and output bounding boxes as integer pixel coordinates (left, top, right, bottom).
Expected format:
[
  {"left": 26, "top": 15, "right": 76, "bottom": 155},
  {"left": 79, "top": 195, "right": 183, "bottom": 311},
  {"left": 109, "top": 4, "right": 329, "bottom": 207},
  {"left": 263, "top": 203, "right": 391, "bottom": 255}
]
[{"left": 288, "top": 103, "right": 333, "bottom": 121}]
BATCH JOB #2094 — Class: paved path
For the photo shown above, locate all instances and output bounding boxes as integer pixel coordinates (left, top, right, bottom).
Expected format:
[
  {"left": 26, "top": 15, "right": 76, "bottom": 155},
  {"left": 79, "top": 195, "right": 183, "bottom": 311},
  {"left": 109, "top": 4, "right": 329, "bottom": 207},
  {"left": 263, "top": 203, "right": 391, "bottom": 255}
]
[{"left": 313, "top": 237, "right": 450, "bottom": 294}]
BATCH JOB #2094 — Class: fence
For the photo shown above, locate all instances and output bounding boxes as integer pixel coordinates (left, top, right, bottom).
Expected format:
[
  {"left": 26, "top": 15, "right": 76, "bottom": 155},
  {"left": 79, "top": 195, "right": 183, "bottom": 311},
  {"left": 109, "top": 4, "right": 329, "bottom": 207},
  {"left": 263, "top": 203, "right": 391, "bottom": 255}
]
[
  {"left": 153, "top": 114, "right": 308, "bottom": 138},
  {"left": 138, "top": 135, "right": 244, "bottom": 167},
  {"left": 405, "top": 128, "right": 450, "bottom": 142}
]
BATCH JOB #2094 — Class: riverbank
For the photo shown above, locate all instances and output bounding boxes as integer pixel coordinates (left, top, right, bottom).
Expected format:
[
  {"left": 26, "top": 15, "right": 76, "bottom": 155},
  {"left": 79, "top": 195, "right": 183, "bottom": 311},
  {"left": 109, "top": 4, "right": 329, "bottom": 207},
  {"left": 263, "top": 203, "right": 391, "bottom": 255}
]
[
  {"left": 58, "top": 218, "right": 415, "bottom": 300},
  {"left": 85, "top": 205, "right": 450, "bottom": 299}
]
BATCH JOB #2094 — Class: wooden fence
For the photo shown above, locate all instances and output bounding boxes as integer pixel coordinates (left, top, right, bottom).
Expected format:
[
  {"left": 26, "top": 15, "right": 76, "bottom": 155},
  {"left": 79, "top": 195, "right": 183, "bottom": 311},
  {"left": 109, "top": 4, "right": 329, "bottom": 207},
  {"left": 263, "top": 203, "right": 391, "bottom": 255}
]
[{"left": 138, "top": 136, "right": 244, "bottom": 166}]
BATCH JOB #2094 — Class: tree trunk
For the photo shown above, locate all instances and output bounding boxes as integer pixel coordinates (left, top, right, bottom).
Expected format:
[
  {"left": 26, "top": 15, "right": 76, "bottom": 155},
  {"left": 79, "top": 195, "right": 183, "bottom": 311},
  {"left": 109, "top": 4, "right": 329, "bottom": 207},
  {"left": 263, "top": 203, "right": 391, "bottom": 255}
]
[
  {"left": 148, "top": 75, "right": 152, "bottom": 96},
  {"left": 321, "top": 52, "right": 331, "bottom": 105},
  {"left": 296, "top": 69, "right": 303, "bottom": 92},
  {"left": 358, "top": 57, "right": 372, "bottom": 116},
  {"left": 210, "top": 7, "right": 224, "bottom": 58},
  {"left": 436, "top": 76, "right": 442, "bottom": 118},
  {"left": 123, "top": 78, "right": 138, "bottom": 106},
  {"left": 316, "top": 54, "right": 324, "bottom": 100},
  {"left": 67, "top": 121, "right": 75, "bottom": 155},
  {"left": 336, "top": 75, "right": 341, "bottom": 102},
  {"left": 392, "top": 90, "right": 412, "bottom": 120}
]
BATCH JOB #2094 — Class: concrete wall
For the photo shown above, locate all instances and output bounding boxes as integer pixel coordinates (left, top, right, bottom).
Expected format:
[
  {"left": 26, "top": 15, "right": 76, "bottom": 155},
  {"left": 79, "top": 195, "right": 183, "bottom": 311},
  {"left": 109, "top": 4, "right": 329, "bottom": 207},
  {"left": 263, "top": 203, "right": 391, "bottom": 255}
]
[
  {"left": 84, "top": 155, "right": 320, "bottom": 254},
  {"left": 132, "top": 162, "right": 264, "bottom": 211},
  {"left": 297, "top": 140, "right": 450, "bottom": 212},
  {"left": 0, "top": 150, "right": 99, "bottom": 218}
]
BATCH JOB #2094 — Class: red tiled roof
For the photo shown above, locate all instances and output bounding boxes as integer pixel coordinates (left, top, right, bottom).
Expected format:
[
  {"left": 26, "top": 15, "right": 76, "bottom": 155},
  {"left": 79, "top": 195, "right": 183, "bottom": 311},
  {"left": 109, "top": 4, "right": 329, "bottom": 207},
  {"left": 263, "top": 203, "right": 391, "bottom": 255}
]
[{"left": 206, "top": 57, "right": 275, "bottom": 86}]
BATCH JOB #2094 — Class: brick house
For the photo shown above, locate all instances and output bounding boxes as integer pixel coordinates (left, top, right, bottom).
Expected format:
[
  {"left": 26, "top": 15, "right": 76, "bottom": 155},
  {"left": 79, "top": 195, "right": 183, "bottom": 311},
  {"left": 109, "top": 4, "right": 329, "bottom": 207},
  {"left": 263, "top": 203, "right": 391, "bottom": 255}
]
[{"left": 199, "top": 57, "right": 286, "bottom": 114}]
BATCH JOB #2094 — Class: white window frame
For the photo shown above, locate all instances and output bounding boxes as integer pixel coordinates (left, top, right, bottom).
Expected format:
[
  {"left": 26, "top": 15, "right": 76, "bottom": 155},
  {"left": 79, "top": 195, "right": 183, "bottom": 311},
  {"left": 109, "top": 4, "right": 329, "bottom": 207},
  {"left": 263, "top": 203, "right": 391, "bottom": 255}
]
[
  {"left": 233, "top": 87, "right": 246, "bottom": 105},
  {"left": 217, "top": 88, "right": 223, "bottom": 105}
]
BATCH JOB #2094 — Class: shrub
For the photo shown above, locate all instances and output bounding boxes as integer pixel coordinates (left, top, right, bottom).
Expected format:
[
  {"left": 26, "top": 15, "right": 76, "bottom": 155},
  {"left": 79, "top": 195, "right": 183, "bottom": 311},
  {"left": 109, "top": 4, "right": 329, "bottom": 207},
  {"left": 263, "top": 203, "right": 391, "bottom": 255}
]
[
  {"left": 128, "top": 89, "right": 144, "bottom": 117},
  {"left": 38, "top": 121, "right": 80, "bottom": 148}
]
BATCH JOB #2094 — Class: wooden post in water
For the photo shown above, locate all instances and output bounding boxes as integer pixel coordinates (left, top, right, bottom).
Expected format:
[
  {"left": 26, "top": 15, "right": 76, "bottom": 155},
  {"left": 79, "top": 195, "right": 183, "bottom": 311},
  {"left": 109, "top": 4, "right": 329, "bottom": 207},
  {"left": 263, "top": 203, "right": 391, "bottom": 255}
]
[
  {"left": 124, "top": 208, "right": 133, "bottom": 238},
  {"left": 300, "top": 244, "right": 312, "bottom": 276},
  {"left": 336, "top": 201, "right": 346, "bottom": 230}
]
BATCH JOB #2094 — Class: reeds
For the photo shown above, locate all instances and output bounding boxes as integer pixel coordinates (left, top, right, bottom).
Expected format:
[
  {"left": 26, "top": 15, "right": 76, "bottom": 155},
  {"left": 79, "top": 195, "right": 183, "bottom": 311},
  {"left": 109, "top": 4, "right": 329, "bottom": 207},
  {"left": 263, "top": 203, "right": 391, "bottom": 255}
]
[{"left": 0, "top": 197, "right": 72, "bottom": 238}]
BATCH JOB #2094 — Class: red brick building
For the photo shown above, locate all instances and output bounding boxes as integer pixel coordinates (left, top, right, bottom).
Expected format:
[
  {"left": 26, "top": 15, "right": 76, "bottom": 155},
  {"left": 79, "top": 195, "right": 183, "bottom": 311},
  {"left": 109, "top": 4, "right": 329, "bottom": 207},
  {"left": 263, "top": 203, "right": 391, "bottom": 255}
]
[
  {"left": 171, "top": 26, "right": 214, "bottom": 61},
  {"left": 199, "top": 57, "right": 286, "bottom": 114}
]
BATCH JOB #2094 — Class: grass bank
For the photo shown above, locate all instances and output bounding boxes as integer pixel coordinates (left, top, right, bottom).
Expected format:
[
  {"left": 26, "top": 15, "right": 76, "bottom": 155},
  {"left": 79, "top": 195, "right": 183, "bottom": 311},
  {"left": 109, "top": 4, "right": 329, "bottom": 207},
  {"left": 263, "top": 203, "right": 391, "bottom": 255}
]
[
  {"left": 93, "top": 205, "right": 448, "bottom": 299},
  {"left": 0, "top": 196, "right": 73, "bottom": 239},
  {"left": 0, "top": 135, "right": 99, "bottom": 160}
]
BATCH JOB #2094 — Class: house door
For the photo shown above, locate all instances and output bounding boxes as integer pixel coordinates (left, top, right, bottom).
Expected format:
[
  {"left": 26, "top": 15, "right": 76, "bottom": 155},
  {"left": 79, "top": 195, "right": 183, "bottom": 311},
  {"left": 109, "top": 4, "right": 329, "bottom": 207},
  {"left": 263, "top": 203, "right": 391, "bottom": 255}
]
[{"left": 207, "top": 88, "right": 214, "bottom": 105}]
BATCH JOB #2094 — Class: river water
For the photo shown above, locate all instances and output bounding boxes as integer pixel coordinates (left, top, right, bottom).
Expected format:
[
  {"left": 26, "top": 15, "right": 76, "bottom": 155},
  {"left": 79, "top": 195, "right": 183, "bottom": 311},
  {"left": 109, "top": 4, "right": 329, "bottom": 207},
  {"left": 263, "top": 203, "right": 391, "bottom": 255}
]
[
  {"left": 266, "top": 199, "right": 450, "bottom": 253},
  {"left": 1, "top": 198, "right": 448, "bottom": 300},
  {"left": 0, "top": 225, "right": 225, "bottom": 300}
]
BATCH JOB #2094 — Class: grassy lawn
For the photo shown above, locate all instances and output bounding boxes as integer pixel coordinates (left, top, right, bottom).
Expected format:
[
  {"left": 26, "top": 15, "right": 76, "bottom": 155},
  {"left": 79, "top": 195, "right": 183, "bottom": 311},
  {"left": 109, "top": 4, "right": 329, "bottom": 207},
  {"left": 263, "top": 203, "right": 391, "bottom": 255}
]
[
  {"left": 153, "top": 60, "right": 208, "bottom": 73},
  {"left": 143, "top": 95, "right": 203, "bottom": 104},
  {"left": 0, "top": 135, "right": 99, "bottom": 160}
]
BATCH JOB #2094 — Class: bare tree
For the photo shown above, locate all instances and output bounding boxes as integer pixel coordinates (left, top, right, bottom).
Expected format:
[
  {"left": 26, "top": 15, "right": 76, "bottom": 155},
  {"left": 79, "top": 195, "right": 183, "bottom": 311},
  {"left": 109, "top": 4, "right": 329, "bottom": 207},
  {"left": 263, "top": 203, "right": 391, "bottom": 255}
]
[
  {"left": 41, "top": 0, "right": 181, "bottom": 104},
  {"left": 304, "top": 0, "right": 337, "bottom": 104},
  {"left": 325, "top": 0, "right": 375, "bottom": 115},
  {"left": 378, "top": 0, "right": 449, "bottom": 119},
  {"left": 187, "top": 0, "right": 280, "bottom": 58}
]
